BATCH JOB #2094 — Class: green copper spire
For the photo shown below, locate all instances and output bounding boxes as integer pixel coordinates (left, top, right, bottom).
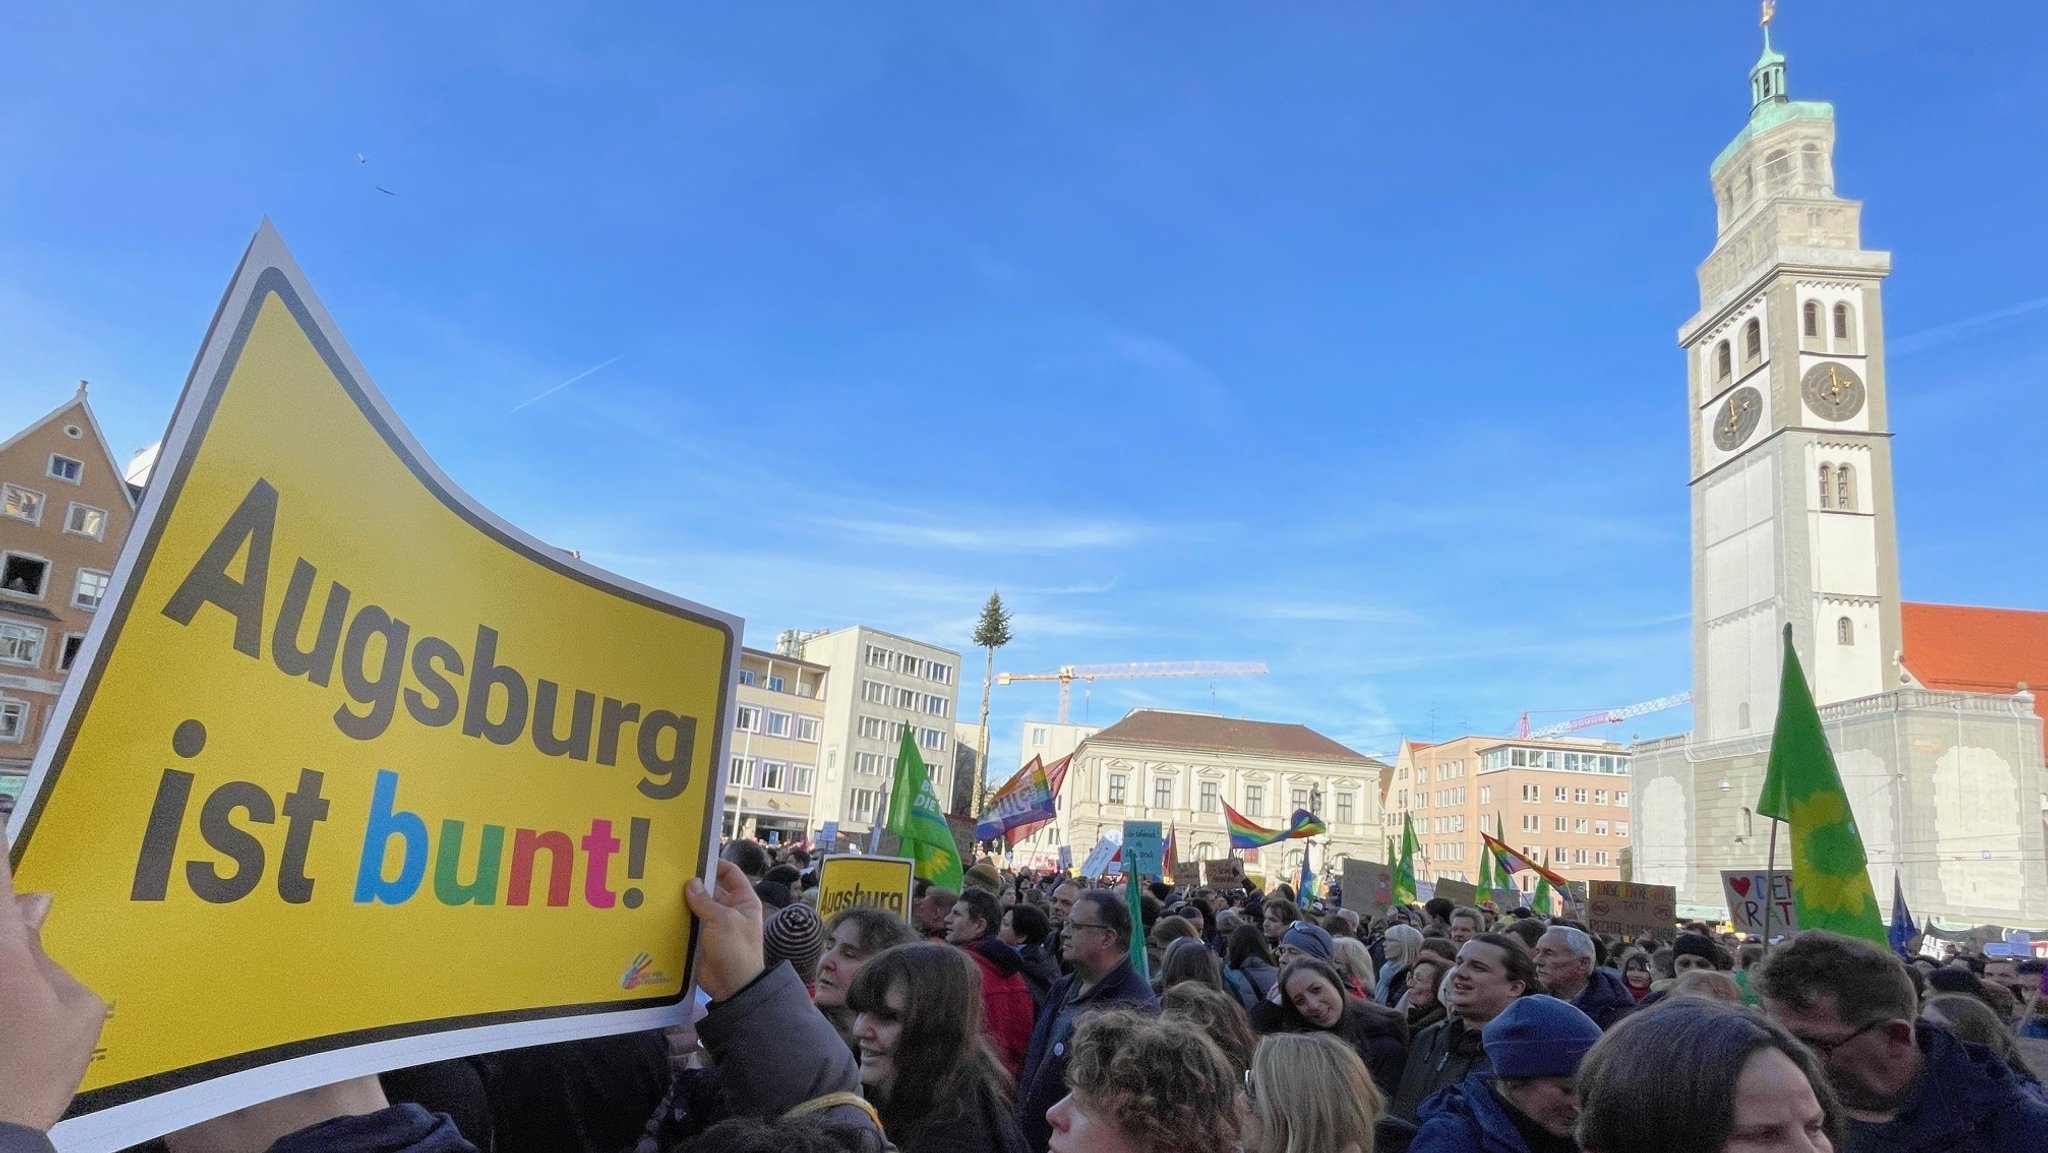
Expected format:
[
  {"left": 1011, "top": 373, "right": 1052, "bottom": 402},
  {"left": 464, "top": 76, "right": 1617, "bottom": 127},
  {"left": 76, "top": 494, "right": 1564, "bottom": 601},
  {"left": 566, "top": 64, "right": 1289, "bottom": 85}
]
[{"left": 1751, "top": 3, "right": 1788, "bottom": 110}]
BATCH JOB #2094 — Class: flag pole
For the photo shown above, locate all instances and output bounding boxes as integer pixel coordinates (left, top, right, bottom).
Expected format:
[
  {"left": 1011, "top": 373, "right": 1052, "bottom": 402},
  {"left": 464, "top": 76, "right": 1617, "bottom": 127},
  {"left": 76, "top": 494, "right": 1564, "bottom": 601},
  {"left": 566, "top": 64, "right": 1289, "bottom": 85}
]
[{"left": 1762, "top": 817, "right": 1780, "bottom": 944}]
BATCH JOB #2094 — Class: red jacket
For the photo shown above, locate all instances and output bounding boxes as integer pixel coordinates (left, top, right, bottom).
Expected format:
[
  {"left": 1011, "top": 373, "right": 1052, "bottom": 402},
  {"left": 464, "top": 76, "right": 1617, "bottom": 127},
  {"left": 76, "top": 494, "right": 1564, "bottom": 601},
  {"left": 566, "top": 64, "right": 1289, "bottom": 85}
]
[{"left": 965, "top": 938, "right": 1037, "bottom": 1081}]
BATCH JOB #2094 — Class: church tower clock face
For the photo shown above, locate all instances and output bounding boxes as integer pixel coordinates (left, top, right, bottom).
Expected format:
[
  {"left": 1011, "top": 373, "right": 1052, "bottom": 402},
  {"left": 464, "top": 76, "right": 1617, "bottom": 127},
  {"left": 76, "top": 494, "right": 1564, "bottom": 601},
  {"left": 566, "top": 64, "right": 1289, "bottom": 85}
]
[
  {"left": 1800, "top": 361, "right": 1865, "bottom": 421},
  {"left": 1712, "top": 385, "right": 1763, "bottom": 450}
]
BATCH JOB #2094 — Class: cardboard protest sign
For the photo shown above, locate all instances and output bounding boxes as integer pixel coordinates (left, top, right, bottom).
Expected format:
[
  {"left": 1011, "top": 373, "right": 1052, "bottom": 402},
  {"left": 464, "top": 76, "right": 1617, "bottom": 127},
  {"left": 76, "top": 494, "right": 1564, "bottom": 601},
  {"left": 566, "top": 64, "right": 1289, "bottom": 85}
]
[
  {"left": 1585, "top": 881, "right": 1678, "bottom": 942},
  {"left": 1722, "top": 869, "right": 1797, "bottom": 935},
  {"left": 6, "top": 225, "right": 738, "bottom": 1151},
  {"left": 1341, "top": 859, "right": 1393, "bottom": 914},
  {"left": 1488, "top": 887, "right": 1521, "bottom": 911},
  {"left": 1203, "top": 855, "right": 1246, "bottom": 889},
  {"left": 1432, "top": 878, "right": 1479, "bottom": 907},
  {"left": 1080, "top": 835, "right": 1121, "bottom": 880},
  {"left": 1122, "top": 820, "right": 1163, "bottom": 880},
  {"left": 1172, "top": 862, "right": 1202, "bottom": 890},
  {"left": 816, "top": 855, "right": 915, "bottom": 921}
]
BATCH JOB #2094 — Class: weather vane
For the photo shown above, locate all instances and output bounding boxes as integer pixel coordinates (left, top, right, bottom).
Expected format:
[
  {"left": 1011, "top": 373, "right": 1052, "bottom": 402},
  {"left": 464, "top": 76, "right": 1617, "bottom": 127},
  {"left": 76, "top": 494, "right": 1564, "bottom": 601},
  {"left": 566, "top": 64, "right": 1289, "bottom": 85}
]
[{"left": 1761, "top": 0, "right": 1776, "bottom": 28}]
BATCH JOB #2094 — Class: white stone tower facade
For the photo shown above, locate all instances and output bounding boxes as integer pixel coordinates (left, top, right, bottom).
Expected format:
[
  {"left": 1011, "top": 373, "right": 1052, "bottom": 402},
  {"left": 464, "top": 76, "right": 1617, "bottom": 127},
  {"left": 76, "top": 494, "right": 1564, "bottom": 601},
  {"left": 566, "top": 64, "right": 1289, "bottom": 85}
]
[{"left": 1682, "top": 29, "right": 1904, "bottom": 743}]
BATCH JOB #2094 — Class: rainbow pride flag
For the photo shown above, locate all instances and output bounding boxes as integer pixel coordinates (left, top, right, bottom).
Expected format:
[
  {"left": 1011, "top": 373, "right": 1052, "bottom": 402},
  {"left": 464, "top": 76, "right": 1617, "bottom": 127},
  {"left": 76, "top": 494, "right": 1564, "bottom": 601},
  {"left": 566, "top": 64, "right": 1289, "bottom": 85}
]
[
  {"left": 1223, "top": 802, "right": 1326, "bottom": 850},
  {"left": 1481, "top": 830, "right": 1570, "bottom": 889}
]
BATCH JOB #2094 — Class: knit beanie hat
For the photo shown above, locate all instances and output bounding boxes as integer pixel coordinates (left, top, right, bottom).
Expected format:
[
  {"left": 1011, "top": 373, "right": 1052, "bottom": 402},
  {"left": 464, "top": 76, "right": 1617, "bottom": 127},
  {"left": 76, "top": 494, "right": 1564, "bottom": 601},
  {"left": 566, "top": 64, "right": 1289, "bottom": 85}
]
[
  {"left": 964, "top": 862, "right": 1004, "bottom": 895},
  {"left": 764, "top": 902, "right": 826, "bottom": 985},
  {"left": 1280, "top": 922, "right": 1336, "bottom": 962},
  {"left": 1671, "top": 932, "right": 1718, "bottom": 966},
  {"left": 1482, "top": 995, "right": 1603, "bottom": 1080}
]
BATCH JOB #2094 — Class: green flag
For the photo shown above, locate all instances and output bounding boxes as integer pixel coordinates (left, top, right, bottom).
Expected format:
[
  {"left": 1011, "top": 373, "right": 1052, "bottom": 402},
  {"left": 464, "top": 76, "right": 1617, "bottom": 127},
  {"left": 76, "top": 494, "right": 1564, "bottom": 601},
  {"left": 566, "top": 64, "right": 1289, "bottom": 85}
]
[
  {"left": 1757, "top": 625, "right": 1885, "bottom": 943},
  {"left": 1476, "top": 830, "right": 1497, "bottom": 891},
  {"left": 1391, "top": 813, "right": 1420, "bottom": 905},
  {"left": 1532, "top": 853, "right": 1553, "bottom": 917},
  {"left": 886, "top": 728, "right": 964, "bottom": 890}
]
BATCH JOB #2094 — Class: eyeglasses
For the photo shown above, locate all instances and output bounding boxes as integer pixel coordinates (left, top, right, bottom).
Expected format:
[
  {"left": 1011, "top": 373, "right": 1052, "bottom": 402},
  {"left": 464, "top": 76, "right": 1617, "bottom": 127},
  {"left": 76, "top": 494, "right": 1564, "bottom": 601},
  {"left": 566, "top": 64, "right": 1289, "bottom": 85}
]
[
  {"left": 1801, "top": 1017, "right": 1889, "bottom": 1060},
  {"left": 1067, "top": 921, "right": 1113, "bottom": 935}
]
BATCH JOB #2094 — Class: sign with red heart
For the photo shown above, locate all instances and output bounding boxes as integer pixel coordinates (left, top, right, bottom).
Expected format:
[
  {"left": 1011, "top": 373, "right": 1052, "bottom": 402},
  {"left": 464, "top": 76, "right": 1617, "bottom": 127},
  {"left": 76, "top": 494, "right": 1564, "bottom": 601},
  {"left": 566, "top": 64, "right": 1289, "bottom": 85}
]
[{"left": 1721, "top": 870, "right": 1795, "bottom": 935}]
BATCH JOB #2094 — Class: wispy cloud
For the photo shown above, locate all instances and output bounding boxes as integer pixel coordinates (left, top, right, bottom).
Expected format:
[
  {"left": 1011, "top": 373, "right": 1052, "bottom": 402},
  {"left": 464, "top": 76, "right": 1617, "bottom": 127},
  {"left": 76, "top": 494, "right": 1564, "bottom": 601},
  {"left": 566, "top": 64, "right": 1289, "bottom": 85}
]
[
  {"left": 813, "top": 514, "right": 1148, "bottom": 554},
  {"left": 1104, "top": 330, "right": 1231, "bottom": 429},
  {"left": 510, "top": 353, "right": 626, "bottom": 412},
  {"left": 1891, "top": 296, "right": 2048, "bottom": 358}
]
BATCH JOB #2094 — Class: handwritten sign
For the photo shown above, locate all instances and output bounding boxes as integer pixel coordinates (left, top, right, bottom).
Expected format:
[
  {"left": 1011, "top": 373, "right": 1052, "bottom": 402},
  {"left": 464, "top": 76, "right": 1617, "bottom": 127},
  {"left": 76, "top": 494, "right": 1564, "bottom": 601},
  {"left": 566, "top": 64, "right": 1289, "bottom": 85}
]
[
  {"left": 1122, "top": 820, "right": 1163, "bottom": 880},
  {"left": 1722, "top": 869, "right": 1797, "bottom": 935},
  {"left": 1203, "top": 855, "right": 1246, "bottom": 889},
  {"left": 1341, "top": 859, "right": 1394, "bottom": 915},
  {"left": 1585, "top": 881, "right": 1678, "bottom": 942},
  {"left": 1172, "top": 862, "right": 1202, "bottom": 890},
  {"left": 1080, "top": 835, "right": 1121, "bottom": 880}
]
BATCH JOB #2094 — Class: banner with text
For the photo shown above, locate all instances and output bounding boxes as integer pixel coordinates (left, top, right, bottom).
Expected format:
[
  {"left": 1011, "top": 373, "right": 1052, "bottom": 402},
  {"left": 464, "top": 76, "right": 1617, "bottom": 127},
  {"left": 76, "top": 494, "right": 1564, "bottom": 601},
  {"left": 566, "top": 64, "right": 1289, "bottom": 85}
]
[
  {"left": 1722, "top": 869, "right": 1798, "bottom": 935},
  {"left": 1585, "top": 881, "right": 1679, "bottom": 942},
  {"left": 816, "top": 855, "right": 915, "bottom": 921},
  {"left": 5, "top": 226, "right": 738, "bottom": 1151}
]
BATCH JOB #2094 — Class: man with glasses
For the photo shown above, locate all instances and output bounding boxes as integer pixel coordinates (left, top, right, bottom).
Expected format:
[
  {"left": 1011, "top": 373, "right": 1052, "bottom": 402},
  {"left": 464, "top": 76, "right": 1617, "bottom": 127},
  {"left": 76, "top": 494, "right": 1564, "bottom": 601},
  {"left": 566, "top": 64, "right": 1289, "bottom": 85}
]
[
  {"left": 1758, "top": 930, "right": 2048, "bottom": 1152},
  {"left": 1014, "top": 890, "right": 1157, "bottom": 1153}
]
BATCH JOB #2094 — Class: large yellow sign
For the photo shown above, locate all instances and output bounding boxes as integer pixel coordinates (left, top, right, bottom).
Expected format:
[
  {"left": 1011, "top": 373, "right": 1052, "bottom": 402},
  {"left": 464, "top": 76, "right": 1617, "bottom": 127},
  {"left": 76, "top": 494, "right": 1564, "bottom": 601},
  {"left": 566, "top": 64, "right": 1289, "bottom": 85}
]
[
  {"left": 7, "top": 225, "right": 737, "bottom": 1149},
  {"left": 815, "top": 855, "right": 916, "bottom": 922}
]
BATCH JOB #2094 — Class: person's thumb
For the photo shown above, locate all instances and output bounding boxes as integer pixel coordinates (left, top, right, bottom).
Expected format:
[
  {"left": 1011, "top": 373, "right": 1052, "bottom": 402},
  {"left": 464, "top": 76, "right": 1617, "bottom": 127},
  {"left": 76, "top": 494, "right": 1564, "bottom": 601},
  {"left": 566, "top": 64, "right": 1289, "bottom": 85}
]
[
  {"left": 16, "top": 892, "right": 51, "bottom": 932},
  {"left": 684, "top": 877, "right": 719, "bottom": 919}
]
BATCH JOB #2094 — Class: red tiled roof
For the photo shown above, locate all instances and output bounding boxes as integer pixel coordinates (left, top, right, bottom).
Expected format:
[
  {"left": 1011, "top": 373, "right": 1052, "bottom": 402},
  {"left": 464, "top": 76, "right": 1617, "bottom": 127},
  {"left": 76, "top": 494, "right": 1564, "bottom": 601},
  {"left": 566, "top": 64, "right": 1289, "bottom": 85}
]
[
  {"left": 1087, "top": 709, "right": 1384, "bottom": 766},
  {"left": 1900, "top": 602, "right": 2048, "bottom": 732}
]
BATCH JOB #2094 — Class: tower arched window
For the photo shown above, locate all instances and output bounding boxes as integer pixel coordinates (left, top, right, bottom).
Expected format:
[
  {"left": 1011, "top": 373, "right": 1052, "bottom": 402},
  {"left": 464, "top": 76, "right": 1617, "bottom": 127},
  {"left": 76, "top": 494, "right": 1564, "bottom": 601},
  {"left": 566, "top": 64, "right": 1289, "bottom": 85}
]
[
  {"left": 1742, "top": 319, "right": 1762, "bottom": 369},
  {"left": 1833, "top": 302, "right": 1858, "bottom": 352},
  {"left": 1715, "top": 341, "right": 1732, "bottom": 382},
  {"left": 1836, "top": 463, "right": 1856, "bottom": 511},
  {"left": 1818, "top": 463, "right": 1834, "bottom": 509},
  {"left": 1837, "top": 617, "right": 1855, "bottom": 645},
  {"left": 1802, "top": 301, "right": 1821, "bottom": 342}
]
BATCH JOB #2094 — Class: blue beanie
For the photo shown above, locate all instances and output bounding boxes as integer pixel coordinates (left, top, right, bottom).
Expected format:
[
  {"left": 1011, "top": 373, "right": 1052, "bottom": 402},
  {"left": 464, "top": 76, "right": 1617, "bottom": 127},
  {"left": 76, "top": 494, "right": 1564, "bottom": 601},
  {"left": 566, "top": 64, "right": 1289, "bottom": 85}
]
[
  {"left": 1279, "top": 922, "right": 1335, "bottom": 962},
  {"left": 1482, "top": 995, "right": 1602, "bottom": 1079}
]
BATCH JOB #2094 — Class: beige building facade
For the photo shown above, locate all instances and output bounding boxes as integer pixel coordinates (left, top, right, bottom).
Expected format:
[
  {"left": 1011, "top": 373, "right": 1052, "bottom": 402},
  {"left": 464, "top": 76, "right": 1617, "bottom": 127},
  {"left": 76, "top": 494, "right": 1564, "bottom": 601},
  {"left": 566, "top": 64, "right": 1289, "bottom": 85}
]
[
  {"left": 1382, "top": 736, "right": 1633, "bottom": 890},
  {"left": 785, "top": 626, "right": 962, "bottom": 840},
  {"left": 0, "top": 387, "right": 136, "bottom": 809},
  {"left": 724, "top": 646, "right": 829, "bottom": 844},
  {"left": 1055, "top": 709, "right": 1385, "bottom": 883}
]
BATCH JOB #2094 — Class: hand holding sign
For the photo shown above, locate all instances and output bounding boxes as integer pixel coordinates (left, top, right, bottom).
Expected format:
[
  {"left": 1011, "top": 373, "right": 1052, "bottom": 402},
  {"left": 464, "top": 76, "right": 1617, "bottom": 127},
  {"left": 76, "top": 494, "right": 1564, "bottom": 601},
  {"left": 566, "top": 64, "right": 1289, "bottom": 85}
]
[
  {"left": 0, "top": 831, "right": 108, "bottom": 1133},
  {"left": 684, "top": 860, "right": 766, "bottom": 1002}
]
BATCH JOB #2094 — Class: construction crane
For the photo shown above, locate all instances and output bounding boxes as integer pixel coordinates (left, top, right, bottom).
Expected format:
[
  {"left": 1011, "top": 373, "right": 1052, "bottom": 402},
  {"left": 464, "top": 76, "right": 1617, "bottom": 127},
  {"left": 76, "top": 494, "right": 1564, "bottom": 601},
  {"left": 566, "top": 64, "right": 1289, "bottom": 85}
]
[
  {"left": 996, "top": 661, "right": 1269, "bottom": 723},
  {"left": 1516, "top": 692, "right": 1693, "bottom": 740}
]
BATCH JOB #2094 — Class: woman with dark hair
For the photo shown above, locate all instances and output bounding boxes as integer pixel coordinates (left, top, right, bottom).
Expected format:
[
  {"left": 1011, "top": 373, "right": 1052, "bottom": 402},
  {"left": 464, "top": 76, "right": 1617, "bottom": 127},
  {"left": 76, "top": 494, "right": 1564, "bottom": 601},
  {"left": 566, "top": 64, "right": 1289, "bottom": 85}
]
[
  {"left": 1614, "top": 947, "right": 1654, "bottom": 1003},
  {"left": 1576, "top": 999, "right": 1842, "bottom": 1153},
  {"left": 1270, "top": 957, "right": 1410, "bottom": 1099},
  {"left": 1162, "top": 982, "right": 1261, "bottom": 1074},
  {"left": 998, "top": 904, "right": 1060, "bottom": 1007},
  {"left": 816, "top": 907, "right": 921, "bottom": 1048},
  {"left": 1228, "top": 922, "right": 1281, "bottom": 1009},
  {"left": 845, "top": 943, "right": 1027, "bottom": 1153},
  {"left": 1157, "top": 935, "right": 1225, "bottom": 994}
]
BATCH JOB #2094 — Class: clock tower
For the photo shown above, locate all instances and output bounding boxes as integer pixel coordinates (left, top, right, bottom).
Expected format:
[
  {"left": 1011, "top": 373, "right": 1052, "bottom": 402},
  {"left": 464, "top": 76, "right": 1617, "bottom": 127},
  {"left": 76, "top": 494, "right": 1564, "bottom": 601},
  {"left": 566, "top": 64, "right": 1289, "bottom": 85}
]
[{"left": 1681, "top": 17, "right": 1903, "bottom": 740}]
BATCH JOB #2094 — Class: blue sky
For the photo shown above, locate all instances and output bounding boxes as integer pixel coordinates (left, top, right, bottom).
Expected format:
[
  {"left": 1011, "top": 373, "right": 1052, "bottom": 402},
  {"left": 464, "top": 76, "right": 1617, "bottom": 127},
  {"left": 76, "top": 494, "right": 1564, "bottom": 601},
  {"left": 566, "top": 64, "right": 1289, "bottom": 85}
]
[{"left": 2, "top": 4, "right": 2044, "bottom": 764}]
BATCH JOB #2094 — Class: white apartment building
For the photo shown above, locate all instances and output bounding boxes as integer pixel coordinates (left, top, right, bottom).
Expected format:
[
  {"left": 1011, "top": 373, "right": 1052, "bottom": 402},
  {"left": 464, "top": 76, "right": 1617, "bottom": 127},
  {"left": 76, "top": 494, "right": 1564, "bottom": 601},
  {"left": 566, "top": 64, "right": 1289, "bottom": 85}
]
[
  {"left": 787, "top": 626, "right": 962, "bottom": 839},
  {"left": 723, "top": 647, "right": 830, "bottom": 843}
]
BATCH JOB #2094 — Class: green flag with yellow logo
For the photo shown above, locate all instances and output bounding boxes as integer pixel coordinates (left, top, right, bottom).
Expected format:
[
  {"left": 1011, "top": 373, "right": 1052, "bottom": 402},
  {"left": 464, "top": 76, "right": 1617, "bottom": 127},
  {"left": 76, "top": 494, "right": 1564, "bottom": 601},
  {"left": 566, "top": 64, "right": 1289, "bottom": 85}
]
[
  {"left": 1757, "top": 625, "right": 1885, "bottom": 943},
  {"left": 885, "top": 728, "right": 964, "bottom": 891}
]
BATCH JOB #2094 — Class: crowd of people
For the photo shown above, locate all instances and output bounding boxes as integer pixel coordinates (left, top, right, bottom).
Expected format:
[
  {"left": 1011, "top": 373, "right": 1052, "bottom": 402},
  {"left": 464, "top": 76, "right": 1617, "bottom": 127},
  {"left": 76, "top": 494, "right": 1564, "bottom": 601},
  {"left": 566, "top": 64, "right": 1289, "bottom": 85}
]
[{"left": 6, "top": 831, "right": 2048, "bottom": 1153}]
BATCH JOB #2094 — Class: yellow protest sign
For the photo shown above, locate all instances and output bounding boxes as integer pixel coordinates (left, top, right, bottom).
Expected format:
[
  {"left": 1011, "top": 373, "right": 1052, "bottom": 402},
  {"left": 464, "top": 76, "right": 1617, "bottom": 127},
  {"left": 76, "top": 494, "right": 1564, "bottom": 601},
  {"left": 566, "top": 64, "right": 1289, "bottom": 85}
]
[
  {"left": 7, "top": 224, "right": 738, "bottom": 1149},
  {"left": 816, "top": 855, "right": 916, "bottom": 921}
]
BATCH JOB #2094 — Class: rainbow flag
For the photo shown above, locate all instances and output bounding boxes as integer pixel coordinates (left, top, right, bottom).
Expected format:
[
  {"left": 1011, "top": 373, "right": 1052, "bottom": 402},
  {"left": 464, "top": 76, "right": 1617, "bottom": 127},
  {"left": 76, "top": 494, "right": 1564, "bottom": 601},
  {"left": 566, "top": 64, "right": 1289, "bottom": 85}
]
[
  {"left": 975, "top": 755, "right": 1055, "bottom": 845},
  {"left": 1223, "top": 801, "right": 1325, "bottom": 850},
  {"left": 1482, "top": 830, "right": 1570, "bottom": 889}
]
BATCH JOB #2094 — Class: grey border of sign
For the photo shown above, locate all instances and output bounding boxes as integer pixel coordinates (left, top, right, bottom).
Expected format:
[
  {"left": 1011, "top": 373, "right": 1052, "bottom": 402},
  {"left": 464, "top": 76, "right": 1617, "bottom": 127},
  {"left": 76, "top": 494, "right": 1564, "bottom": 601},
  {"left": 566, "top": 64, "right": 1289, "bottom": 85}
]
[{"left": 8, "top": 222, "right": 738, "bottom": 1151}]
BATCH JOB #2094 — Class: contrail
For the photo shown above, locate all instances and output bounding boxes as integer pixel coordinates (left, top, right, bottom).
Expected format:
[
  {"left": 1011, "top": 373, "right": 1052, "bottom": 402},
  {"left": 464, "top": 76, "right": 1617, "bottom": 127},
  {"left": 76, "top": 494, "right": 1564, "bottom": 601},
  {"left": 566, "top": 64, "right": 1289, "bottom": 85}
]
[
  {"left": 1891, "top": 296, "right": 2048, "bottom": 358},
  {"left": 511, "top": 354, "right": 625, "bottom": 412}
]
